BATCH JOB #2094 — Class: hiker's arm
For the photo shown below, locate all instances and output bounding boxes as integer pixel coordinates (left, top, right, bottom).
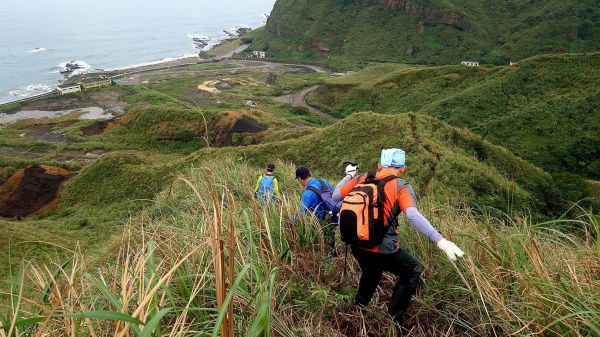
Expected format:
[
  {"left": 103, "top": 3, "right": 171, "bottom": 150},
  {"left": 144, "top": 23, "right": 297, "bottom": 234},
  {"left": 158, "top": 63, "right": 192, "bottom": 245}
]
[
  {"left": 332, "top": 176, "right": 359, "bottom": 202},
  {"left": 273, "top": 178, "right": 280, "bottom": 197},
  {"left": 300, "top": 190, "right": 316, "bottom": 213},
  {"left": 405, "top": 207, "right": 443, "bottom": 243},
  {"left": 398, "top": 186, "right": 443, "bottom": 243},
  {"left": 334, "top": 174, "right": 353, "bottom": 191},
  {"left": 293, "top": 190, "right": 315, "bottom": 223},
  {"left": 254, "top": 176, "right": 262, "bottom": 193}
]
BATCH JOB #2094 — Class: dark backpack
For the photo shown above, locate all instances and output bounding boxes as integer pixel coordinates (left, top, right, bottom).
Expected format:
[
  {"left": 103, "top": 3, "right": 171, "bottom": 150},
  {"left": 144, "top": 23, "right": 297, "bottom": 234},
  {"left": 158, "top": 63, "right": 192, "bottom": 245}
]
[
  {"left": 306, "top": 179, "right": 341, "bottom": 222},
  {"left": 339, "top": 173, "right": 398, "bottom": 248}
]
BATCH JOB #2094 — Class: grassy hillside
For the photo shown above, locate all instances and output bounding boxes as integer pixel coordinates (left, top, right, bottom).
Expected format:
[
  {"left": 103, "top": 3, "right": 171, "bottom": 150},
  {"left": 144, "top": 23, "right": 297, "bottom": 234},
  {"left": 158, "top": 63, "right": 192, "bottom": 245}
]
[
  {"left": 1, "top": 59, "right": 599, "bottom": 335},
  {"left": 250, "top": 0, "right": 600, "bottom": 68},
  {"left": 189, "top": 112, "right": 560, "bottom": 217},
  {"left": 0, "top": 60, "right": 332, "bottom": 288},
  {"left": 308, "top": 53, "right": 600, "bottom": 180},
  {"left": 2, "top": 159, "right": 598, "bottom": 336}
]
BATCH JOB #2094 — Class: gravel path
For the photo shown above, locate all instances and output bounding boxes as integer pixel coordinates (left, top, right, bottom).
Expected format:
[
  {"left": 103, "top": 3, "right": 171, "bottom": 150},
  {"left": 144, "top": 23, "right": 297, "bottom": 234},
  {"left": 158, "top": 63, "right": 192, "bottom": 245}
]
[{"left": 273, "top": 85, "right": 338, "bottom": 120}]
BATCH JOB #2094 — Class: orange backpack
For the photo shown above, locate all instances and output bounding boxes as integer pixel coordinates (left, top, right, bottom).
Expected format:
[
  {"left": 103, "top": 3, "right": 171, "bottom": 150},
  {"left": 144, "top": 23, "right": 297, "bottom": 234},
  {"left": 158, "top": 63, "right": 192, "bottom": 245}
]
[{"left": 339, "top": 173, "right": 398, "bottom": 248}]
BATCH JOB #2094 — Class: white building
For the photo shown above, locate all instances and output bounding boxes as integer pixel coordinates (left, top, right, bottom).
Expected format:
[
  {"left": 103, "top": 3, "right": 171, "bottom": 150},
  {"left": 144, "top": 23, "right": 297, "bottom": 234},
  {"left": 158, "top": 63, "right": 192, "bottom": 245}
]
[
  {"left": 461, "top": 61, "right": 480, "bottom": 67},
  {"left": 510, "top": 61, "right": 517, "bottom": 66},
  {"left": 253, "top": 51, "right": 266, "bottom": 59},
  {"left": 57, "top": 83, "right": 82, "bottom": 95}
]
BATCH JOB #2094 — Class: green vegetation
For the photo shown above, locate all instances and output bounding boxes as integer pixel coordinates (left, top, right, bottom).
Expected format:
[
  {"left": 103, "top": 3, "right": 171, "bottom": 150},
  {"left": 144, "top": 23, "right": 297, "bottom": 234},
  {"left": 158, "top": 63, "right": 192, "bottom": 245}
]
[
  {"left": 2, "top": 160, "right": 598, "bottom": 336},
  {"left": 309, "top": 53, "right": 600, "bottom": 179},
  {"left": 1, "top": 45, "right": 599, "bottom": 334},
  {"left": 0, "top": 61, "right": 334, "bottom": 288},
  {"left": 0, "top": 101, "right": 23, "bottom": 114},
  {"left": 251, "top": 0, "right": 600, "bottom": 68},
  {"left": 191, "top": 112, "right": 562, "bottom": 216}
]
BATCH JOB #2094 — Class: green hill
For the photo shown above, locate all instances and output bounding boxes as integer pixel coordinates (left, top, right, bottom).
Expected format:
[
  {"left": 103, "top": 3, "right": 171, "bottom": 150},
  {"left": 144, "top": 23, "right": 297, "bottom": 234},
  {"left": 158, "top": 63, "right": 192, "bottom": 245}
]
[
  {"left": 308, "top": 53, "right": 600, "bottom": 180},
  {"left": 1, "top": 59, "right": 599, "bottom": 336},
  {"left": 250, "top": 0, "right": 600, "bottom": 68},
  {"left": 190, "top": 112, "right": 560, "bottom": 215}
]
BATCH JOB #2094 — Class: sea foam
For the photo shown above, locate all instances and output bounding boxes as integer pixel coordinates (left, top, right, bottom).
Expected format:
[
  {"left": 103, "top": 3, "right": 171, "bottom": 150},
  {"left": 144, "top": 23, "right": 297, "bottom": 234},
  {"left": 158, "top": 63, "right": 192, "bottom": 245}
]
[
  {"left": 8, "top": 84, "right": 53, "bottom": 97},
  {"left": 28, "top": 47, "right": 47, "bottom": 53}
]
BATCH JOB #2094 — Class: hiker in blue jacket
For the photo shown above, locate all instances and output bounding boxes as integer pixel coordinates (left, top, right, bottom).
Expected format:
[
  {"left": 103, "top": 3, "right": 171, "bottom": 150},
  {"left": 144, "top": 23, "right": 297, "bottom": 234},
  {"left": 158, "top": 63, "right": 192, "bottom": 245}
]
[
  {"left": 295, "top": 166, "right": 337, "bottom": 256},
  {"left": 254, "top": 163, "right": 280, "bottom": 201}
]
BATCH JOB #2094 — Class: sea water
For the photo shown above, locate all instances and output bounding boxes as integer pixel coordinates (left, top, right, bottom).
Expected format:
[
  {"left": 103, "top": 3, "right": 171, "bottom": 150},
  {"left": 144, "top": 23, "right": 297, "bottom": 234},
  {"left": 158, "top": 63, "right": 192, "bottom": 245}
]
[{"left": 0, "top": 0, "right": 275, "bottom": 104}]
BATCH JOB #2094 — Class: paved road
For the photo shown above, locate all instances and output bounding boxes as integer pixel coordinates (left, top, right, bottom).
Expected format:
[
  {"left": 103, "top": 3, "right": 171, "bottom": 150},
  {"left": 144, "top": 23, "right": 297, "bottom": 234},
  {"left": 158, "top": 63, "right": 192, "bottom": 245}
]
[
  {"left": 218, "top": 43, "right": 250, "bottom": 59},
  {"left": 273, "top": 85, "right": 338, "bottom": 120}
]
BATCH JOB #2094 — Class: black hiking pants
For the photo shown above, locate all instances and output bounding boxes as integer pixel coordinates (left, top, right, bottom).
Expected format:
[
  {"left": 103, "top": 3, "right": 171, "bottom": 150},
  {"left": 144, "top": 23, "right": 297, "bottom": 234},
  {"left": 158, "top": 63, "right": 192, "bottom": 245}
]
[{"left": 351, "top": 246, "right": 423, "bottom": 322}]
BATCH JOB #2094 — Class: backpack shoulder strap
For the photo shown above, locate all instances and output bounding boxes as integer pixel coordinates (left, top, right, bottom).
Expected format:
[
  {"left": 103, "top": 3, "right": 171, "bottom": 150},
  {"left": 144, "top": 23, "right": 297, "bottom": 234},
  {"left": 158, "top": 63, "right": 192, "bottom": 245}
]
[
  {"left": 306, "top": 179, "right": 323, "bottom": 196},
  {"left": 376, "top": 175, "right": 400, "bottom": 207},
  {"left": 306, "top": 186, "right": 322, "bottom": 195},
  {"left": 317, "top": 179, "right": 332, "bottom": 192}
]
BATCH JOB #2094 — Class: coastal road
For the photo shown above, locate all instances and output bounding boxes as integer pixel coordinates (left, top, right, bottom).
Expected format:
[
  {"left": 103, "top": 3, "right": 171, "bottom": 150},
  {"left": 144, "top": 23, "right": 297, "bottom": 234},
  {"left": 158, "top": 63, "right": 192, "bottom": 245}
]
[
  {"left": 218, "top": 43, "right": 250, "bottom": 59},
  {"left": 273, "top": 85, "right": 338, "bottom": 121}
]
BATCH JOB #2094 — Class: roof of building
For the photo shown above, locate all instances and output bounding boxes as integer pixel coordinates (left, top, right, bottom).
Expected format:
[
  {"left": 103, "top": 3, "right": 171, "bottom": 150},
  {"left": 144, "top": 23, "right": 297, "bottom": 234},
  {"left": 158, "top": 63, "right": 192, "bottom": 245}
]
[
  {"left": 57, "top": 83, "right": 81, "bottom": 89},
  {"left": 80, "top": 77, "right": 111, "bottom": 84}
]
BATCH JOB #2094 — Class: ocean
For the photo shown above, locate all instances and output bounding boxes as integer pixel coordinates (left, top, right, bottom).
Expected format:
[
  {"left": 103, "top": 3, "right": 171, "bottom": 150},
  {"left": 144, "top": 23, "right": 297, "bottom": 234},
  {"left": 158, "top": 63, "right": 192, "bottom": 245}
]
[{"left": 0, "top": 0, "right": 275, "bottom": 104}]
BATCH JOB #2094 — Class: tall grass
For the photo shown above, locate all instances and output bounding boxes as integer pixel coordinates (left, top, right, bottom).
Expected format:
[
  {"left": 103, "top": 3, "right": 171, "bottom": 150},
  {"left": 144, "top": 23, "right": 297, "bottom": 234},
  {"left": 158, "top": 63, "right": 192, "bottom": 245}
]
[{"left": 1, "top": 161, "right": 599, "bottom": 336}]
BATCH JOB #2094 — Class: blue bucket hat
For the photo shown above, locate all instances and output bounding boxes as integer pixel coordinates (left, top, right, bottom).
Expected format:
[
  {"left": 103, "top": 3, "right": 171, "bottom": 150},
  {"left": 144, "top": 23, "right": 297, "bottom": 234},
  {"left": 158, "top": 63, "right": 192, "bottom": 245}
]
[{"left": 380, "top": 148, "right": 406, "bottom": 168}]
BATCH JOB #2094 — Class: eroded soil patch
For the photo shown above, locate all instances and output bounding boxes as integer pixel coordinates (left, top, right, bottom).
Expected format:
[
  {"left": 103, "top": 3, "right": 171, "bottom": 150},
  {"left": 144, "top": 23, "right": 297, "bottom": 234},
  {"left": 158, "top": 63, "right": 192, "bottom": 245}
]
[
  {"left": 81, "top": 120, "right": 110, "bottom": 136},
  {"left": 212, "top": 110, "right": 267, "bottom": 147},
  {"left": 0, "top": 165, "right": 74, "bottom": 218}
]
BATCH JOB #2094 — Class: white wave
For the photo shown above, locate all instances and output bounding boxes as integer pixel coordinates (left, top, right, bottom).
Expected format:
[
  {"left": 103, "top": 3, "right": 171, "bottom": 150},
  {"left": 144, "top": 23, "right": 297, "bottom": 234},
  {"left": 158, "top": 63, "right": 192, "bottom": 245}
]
[
  {"left": 28, "top": 47, "right": 46, "bottom": 53},
  {"left": 199, "top": 38, "right": 222, "bottom": 51},
  {"left": 58, "top": 60, "right": 92, "bottom": 77},
  {"left": 8, "top": 83, "right": 53, "bottom": 98}
]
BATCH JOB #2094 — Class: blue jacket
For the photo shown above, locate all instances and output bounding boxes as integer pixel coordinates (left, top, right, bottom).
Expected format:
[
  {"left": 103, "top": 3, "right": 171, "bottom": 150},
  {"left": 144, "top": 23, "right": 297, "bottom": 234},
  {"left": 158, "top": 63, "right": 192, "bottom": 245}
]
[{"left": 300, "top": 178, "right": 334, "bottom": 219}]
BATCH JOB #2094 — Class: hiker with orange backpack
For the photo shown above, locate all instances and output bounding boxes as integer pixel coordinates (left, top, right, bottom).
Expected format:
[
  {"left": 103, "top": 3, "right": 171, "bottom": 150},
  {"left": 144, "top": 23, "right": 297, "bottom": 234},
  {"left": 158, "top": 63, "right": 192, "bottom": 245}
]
[
  {"left": 295, "top": 166, "right": 339, "bottom": 256},
  {"left": 332, "top": 149, "right": 465, "bottom": 325}
]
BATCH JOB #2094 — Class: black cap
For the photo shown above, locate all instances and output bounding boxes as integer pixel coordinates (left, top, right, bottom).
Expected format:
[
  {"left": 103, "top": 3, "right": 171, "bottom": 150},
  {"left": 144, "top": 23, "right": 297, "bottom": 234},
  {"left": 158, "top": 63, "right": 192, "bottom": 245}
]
[
  {"left": 266, "top": 163, "right": 275, "bottom": 172},
  {"left": 295, "top": 167, "right": 310, "bottom": 179}
]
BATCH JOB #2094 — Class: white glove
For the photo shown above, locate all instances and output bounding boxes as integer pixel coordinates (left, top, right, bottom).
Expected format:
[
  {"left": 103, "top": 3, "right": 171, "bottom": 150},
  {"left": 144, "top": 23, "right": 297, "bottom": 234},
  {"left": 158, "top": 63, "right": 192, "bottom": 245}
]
[
  {"left": 345, "top": 164, "right": 358, "bottom": 178},
  {"left": 437, "top": 238, "right": 465, "bottom": 261}
]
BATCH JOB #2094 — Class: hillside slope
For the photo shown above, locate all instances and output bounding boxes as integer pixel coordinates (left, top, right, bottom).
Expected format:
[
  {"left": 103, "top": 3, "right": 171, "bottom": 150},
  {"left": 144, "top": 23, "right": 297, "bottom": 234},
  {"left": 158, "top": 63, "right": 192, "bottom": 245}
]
[
  {"left": 190, "top": 112, "right": 558, "bottom": 215},
  {"left": 309, "top": 53, "right": 600, "bottom": 179},
  {"left": 251, "top": 0, "right": 600, "bottom": 67}
]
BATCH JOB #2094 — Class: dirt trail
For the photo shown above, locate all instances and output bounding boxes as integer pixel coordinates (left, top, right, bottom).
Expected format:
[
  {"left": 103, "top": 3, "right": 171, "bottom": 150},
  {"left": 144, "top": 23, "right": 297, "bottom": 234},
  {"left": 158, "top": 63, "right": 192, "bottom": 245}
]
[
  {"left": 273, "top": 86, "right": 338, "bottom": 121},
  {"left": 410, "top": 114, "right": 442, "bottom": 196}
]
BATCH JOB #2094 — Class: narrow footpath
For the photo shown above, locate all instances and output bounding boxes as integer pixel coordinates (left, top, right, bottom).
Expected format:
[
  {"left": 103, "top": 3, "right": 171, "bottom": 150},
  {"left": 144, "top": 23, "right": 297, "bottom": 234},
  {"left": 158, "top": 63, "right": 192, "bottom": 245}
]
[{"left": 273, "top": 86, "right": 338, "bottom": 121}]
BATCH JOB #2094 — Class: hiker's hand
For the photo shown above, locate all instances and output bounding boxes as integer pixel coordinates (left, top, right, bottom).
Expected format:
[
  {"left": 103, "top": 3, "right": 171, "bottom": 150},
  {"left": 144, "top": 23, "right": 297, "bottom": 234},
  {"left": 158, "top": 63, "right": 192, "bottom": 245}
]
[
  {"left": 437, "top": 238, "right": 465, "bottom": 261},
  {"left": 345, "top": 164, "right": 358, "bottom": 178}
]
